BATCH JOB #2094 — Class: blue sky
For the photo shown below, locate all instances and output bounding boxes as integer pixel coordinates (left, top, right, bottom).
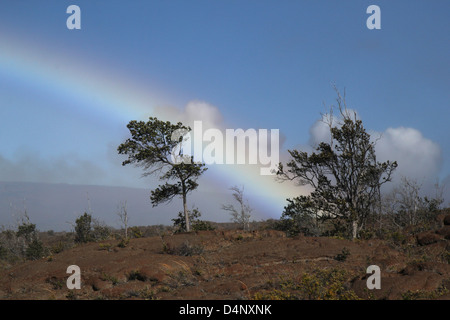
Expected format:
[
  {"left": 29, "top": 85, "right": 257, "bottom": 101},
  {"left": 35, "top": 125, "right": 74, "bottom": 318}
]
[{"left": 0, "top": 1, "right": 449, "bottom": 229}]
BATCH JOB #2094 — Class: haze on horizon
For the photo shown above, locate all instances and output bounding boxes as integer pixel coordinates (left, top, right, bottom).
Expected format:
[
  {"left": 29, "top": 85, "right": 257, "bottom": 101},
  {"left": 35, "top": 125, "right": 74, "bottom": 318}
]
[{"left": 0, "top": 1, "right": 448, "bottom": 231}]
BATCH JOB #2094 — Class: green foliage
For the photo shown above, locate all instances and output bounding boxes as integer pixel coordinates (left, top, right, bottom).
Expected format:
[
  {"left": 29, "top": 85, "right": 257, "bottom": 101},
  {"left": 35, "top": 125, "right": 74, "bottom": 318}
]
[
  {"left": 401, "top": 285, "right": 449, "bottom": 300},
  {"left": 98, "top": 243, "right": 112, "bottom": 251},
  {"left": 0, "top": 245, "right": 8, "bottom": 260},
  {"left": 380, "top": 177, "right": 445, "bottom": 234},
  {"left": 16, "top": 222, "right": 37, "bottom": 242},
  {"left": 172, "top": 208, "right": 214, "bottom": 233},
  {"left": 91, "top": 223, "right": 111, "bottom": 241},
  {"left": 74, "top": 213, "right": 110, "bottom": 244},
  {"left": 388, "top": 231, "right": 408, "bottom": 246},
  {"left": 162, "top": 240, "right": 204, "bottom": 256},
  {"left": 11, "top": 214, "right": 47, "bottom": 260},
  {"left": 276, "top": 196, "right": 323, "bottom": 236},
  {"left": 25, "top": 238, "right": 45, "bottom": 260},
  {"left": 46, "top": 276, "right": 64, "bottom": 290},
  {"left": 191, "top": 220, "right": 215, "bottom": 232},
  {"left": 75, "top": 212, "right": 92, "bottom": 243},
  {"left": 129, "top": 226, "right": 143, "bottom": 238},
  {"left": 334, "top": 247, "right": 351, "bottom": 262},
  {"left": 128, "top": 270, "right": 147, "bottom": 282},
  {"left": 277, "top": 91, "right": 397, "bottom": 239},
  {"left": 50, "top": 237, "right": 74, "bottom": 255},
  {"left": 253, "top": 268, "right": 360, "bottom": 300},
  {"left": 1, "top": 215, "right": 47, "bottom": 261},
  {"left": 101, "top": 273, "right": 119, "bottom": 286},
  {"left": 253, "top": 289, "right": 294, "bottom": 300},
  {"left": 117, "top": 238, "right": 130, "bottom": 248},
  {"left": 118, "top": 117, "right": 208, "bottom": 232}
]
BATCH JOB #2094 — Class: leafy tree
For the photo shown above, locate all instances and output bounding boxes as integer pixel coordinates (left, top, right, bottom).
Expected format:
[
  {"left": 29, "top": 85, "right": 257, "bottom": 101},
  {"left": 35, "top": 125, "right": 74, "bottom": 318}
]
[
  {"left": 25, "top": 239, "right": 45, "bottom": 260},
  {"left": 118, "top": 117, "right": 207, "bottom": 232},
  {"left": 75, "top": 212, "right": 92, "bottom": 243},
  {"left": 13, "top": 214, "right": 46, "bottom": 260},
  {"left": 74, "top": 212, "right": 110, "bottom": 243},
  {"left": 277, "top": 90, "right": 397, "bottom": 239},
  {"left": 16, "top": 221, "right": 37, "bottom": 243}
]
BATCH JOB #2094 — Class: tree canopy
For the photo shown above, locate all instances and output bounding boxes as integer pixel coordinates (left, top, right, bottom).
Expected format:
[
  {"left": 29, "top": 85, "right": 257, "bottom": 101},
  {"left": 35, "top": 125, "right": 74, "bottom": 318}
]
[
  {"left": 277, "top": 92, "right": 397, "bottom": 239},
  {"left": 118, "top": 117, "right": 207, "bottom": 232}
]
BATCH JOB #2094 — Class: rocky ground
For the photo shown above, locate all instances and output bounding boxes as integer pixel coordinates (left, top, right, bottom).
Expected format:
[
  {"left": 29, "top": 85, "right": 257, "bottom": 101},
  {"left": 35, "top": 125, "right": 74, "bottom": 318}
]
[{"left": 1, "top": 216, "right": 449, "bottom": 300}]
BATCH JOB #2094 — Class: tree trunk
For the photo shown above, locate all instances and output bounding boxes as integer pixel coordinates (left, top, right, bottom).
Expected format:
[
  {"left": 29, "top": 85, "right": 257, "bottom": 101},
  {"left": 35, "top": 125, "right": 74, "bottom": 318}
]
[
  {"left": 183, "top": 189, "right": 190, "bottom": 232},
  {"left": 352, "top": 220, "right": 358, "bottom": 239}
]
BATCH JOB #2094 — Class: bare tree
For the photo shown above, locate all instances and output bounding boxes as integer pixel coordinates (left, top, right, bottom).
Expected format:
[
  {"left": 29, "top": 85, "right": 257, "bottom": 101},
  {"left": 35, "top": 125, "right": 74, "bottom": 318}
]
[
  {"left": 222, "top": 185, "right": 252, "bottom": 230},
  {"left": 395, "top": 177, "right": 421, "bottom": 226},
  {"left": 117, "top": 200, "right": 129, "bottom": 239},
  {"left": 383, "top": 176, "right": 445, "bottom": 229}
]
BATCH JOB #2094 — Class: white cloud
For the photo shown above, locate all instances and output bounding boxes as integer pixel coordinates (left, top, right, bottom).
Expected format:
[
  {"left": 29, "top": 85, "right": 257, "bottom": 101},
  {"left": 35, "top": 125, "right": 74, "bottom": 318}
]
[
  {"left": 153, "top": 100, "right": 224, "bottom": 130},
  {"left": 375, "top": 127, "right": 442, "bottom": 184},
  {"left": 307, "top": 113, "right": 443, "bottom": 196},
  {"left": 184, "top": 100, "right": 224, "bottom": 129}
]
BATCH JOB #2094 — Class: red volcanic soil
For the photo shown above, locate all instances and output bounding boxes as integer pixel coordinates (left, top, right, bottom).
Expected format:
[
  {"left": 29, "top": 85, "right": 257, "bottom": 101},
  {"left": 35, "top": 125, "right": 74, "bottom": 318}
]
[{"left": 1, "top": 226, "right": 449, "bottom": 300}]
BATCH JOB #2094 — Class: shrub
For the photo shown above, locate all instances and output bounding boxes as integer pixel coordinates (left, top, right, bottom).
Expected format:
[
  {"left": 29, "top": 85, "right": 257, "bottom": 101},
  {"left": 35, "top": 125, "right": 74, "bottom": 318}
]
[
  {"left": 162, "top": 240, "right": 204, "bottom": 256},
  {"left": 253, "top": 289, "right": 294, "bottom": 300},
  {"left": 192, "top": 220, "right": 215, "bottom": 232},
  {"left": 16, "top": 222, "right": 37, "bottom": 242},
  {"left": 75, "top": 213, "right": 92, "bottom": 243},
  {"left": 275, "top": 197, "right": 323, "bottom": 237},
  {"left": 101, "top": 273, "right": 119, "bottom": 285},
  {"left": 0, "top": 216, "right": 47, "bottom": 261},
  {"left": 253, "top": 268, "right": 360, "bottom": 300},
  {"left": 91, "top": 221, "right": 111, "bottom": 241},
  {"left": 401, "top": 285, "right": 448, "bottom": 300},
  {"left": 0, "top": 245, "right": 8, "bottom": 260},
  {"left": 117, "top": 238, "right": 129, "bottom": 248},
  {"left": 26, "top": 239, "right": 45, "bottom": 260},
  {"left": 75, "top": 213, "right": 111, "bottom": 243},
  {"left": 334, "top": 247, "right": 351, "bottom": 262},
  {"left": 176, "top": 241, "right": 204, "bottom": 256},
  {"left": 128, "top": 270, "right": 147, "bottom": 282},
  {"left": 129, "top": 226, "right": 143, "bottom": 238},
  {"left": 172, "top": 208, "right": 214, "bottom": 233}
]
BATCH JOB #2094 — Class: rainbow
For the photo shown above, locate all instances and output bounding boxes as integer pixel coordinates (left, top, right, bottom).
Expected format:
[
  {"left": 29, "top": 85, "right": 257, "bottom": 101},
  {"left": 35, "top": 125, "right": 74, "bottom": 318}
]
[
  {"left": 0, "top": 32, "right": 168, "bottom": 123},
  {"left": 0, "top": 32, "right": 302, "bottom": 219}
]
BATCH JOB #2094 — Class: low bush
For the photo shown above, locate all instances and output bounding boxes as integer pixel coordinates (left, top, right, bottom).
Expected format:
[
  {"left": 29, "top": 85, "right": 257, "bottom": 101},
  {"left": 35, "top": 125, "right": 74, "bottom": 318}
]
[
  {"left": 253, "top": 268, "right": 360, "bottom": 300},
  {"left": 162, "top": 240, "right": 204, "bottom": 256}
]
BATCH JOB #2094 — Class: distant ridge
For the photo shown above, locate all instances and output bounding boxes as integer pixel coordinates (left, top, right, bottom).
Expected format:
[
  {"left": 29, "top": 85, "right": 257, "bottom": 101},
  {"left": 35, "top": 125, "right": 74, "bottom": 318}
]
[
  {"left": 0, "top": 181, "right": 168, "bottom": 231},
  {"left": 0, "top": 180, "right": 258, "bottom": 232}
]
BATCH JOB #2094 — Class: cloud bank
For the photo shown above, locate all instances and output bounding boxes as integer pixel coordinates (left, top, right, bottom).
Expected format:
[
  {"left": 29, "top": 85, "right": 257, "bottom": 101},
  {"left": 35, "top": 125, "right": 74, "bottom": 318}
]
[
  {"left": 375, "top": 127, "right": 442, "bottom": 183},
  {"left": 306, "top": 113, "right": 444, "bottom": 198}
]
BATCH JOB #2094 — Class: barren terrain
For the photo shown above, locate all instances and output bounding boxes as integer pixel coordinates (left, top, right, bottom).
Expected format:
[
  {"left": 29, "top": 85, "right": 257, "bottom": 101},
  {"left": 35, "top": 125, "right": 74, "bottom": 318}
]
[{"left": 1, "top": 217, "right": 450, "bottom": 300}]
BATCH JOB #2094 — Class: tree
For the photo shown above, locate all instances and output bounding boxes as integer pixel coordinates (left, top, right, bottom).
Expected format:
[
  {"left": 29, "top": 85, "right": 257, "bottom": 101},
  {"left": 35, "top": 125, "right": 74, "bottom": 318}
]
[
  {"left": 16, "top": 213, "right": 45, "bottom": 260},
  {"left": 118, "top": 117, "right": 207, "bottom": 232},
  {"left": 382, "top": 176, "right": 444, "bottom": 230},
  {"left": 117, "top": 200, "right": 129, "bottom": 239},
  {"left": 74, "top": 212, "right": 110, "bottom": 243},
  {"left": 222, "top": 185, "right": 252, "bottom": 230},
  {"left": 276, "top": 90, "right": 397, "bottom": 239},
  {"left": 75, "top": 212, "right": 92, "bottom": 243},
  {"left": 172, "top": 207, "right": 214, "bottom": 233}
]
